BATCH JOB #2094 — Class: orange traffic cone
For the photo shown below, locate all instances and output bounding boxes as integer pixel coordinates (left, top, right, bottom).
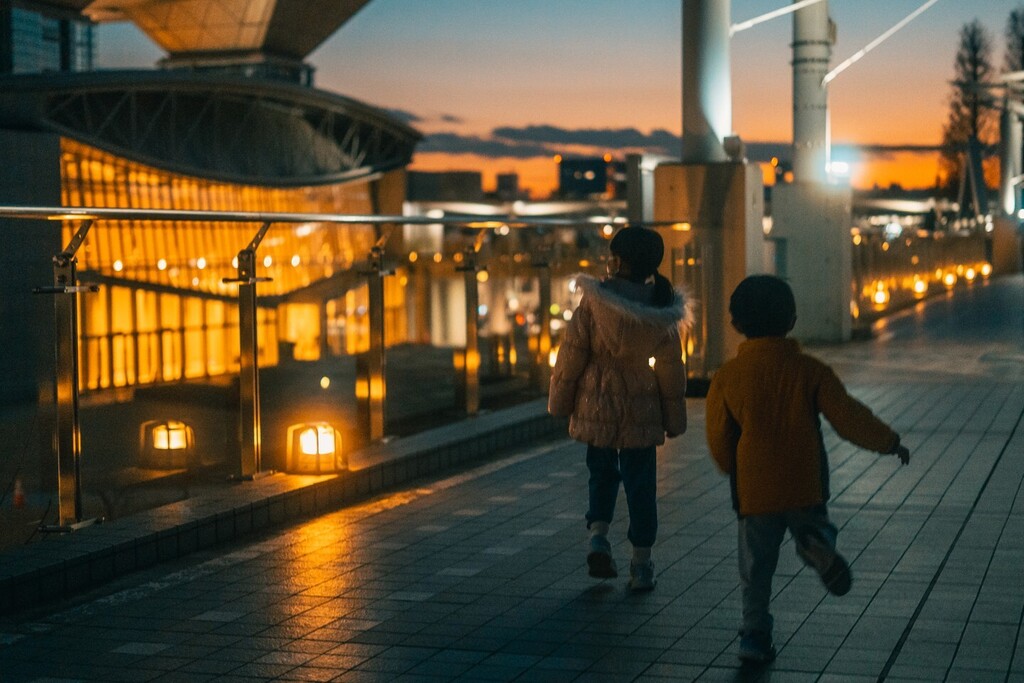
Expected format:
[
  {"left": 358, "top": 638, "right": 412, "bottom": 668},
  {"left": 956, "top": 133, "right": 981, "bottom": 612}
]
[{"left": 13, "top": 478, "right": 25, "bottom": 509}]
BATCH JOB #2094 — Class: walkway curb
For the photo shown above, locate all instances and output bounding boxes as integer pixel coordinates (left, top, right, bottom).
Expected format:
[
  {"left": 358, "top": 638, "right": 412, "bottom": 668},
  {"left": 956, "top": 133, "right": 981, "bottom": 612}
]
[{"left": 0, "top": 399, "right": 565, "bottom": 616}]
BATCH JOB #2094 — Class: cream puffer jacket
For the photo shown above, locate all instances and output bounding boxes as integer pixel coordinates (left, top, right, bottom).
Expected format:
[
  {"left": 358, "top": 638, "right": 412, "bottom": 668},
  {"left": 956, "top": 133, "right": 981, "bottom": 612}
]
[{"left": 548, "top": 274, "right": 690, "bottom": 448}]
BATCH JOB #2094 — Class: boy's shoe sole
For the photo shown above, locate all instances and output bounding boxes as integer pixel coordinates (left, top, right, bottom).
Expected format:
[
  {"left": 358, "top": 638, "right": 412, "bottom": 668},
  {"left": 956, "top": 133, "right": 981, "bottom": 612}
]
[
  {"left": 798, "top": 528, "right": 852, "bottom": 596},
  {"left": 587, "top": 550, "right": 618, "bottom": 579}
]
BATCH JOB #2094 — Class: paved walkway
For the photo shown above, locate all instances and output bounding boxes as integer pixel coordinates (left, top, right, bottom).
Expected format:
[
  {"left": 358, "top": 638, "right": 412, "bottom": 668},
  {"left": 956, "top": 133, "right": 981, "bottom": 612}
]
[{"left": 1, "top": 275, "right": 1022, "bottom": 682}]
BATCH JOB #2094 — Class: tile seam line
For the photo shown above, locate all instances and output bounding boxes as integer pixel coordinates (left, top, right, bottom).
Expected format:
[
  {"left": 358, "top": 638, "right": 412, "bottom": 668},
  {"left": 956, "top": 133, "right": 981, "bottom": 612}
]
[{"left": 876, "top": 398, "right": 1024, "bottom": 682}]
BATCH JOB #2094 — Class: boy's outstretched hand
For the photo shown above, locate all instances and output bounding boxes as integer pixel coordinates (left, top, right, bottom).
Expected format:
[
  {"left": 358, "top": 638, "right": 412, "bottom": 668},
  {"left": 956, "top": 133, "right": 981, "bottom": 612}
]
[{"left": 894, "top": 444, "right": 910, "bottom": 465}]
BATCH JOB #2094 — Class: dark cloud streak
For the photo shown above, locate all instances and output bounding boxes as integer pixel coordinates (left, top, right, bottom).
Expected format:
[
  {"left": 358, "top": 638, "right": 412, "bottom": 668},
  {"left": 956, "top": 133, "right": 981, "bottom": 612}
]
[
  {"left": 417, "top": 132, "right": 552, "bottom": 159},
  {"left": 492, "top": 125, "right": 680, "bottom": 153},
  {"left": 416, "top": 123, "right": 939, "bottom": 163}
]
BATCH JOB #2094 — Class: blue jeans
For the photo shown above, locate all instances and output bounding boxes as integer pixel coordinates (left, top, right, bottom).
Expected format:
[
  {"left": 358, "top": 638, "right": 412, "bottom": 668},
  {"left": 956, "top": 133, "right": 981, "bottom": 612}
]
[
  {"left": 585, "top": 444, "right": 658, "bottom": 548},
  {"left": 737, "top": 504, "right": 838, "bottom": 636}
]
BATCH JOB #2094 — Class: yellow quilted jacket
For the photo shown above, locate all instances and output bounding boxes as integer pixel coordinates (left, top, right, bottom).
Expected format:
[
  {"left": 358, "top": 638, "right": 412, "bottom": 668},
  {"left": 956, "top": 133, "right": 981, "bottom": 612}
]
[
  {"left": 548, "top": 274, "right": 689, "bottom": 448},
  {"left": 705, "top": 337, "right": 899, "bottom": 516}
]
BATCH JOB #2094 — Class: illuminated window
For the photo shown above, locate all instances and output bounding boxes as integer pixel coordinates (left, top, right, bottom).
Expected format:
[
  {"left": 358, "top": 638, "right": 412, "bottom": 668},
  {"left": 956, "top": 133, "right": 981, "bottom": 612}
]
[{"left": 59, "top": 138, "right": 407, "bottom": 392}]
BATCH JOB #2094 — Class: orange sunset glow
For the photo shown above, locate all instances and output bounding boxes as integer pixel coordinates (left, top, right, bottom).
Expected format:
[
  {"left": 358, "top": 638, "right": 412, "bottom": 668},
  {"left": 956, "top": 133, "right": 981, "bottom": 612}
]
[
  {"left": 412, "top": 149, "right": 959, "bottom": 200},
  {"left": 95, "top": 1, "right": 1018, "bottom": 202}
]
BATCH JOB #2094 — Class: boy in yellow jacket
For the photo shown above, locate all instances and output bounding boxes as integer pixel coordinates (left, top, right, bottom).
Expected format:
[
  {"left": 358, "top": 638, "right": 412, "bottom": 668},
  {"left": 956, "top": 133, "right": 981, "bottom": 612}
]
[{"left": 705, "top": 275, "right": 910, "bottom": 663}]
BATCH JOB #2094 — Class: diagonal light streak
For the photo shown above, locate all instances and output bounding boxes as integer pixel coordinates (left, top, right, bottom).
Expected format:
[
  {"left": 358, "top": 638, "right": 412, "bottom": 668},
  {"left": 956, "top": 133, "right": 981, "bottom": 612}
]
[
  {"left": 823, "top": 0, "right": 941, "bottom": 85},
  {"left": 730, "top": 0, "right": 825, "bottom": 35}
]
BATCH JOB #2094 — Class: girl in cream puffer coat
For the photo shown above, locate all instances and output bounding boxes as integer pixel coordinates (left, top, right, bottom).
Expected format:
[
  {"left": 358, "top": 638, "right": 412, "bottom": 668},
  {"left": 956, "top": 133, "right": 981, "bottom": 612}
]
[{"left": 548, "top": 227, "right": 689, "bottom": 591}]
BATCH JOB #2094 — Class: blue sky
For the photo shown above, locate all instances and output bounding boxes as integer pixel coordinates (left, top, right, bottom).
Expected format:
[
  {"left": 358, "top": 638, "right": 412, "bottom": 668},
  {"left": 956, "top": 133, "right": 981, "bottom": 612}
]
[{"left": 94, "top": 0, "right": 1022, "bottom": 193}]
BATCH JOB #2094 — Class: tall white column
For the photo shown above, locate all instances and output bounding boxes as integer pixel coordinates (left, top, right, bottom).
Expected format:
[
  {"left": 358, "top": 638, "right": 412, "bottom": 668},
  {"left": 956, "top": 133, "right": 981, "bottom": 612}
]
[
  {"left": 993, "top": 100, "right": 1024, "bottom": 274},
  {"left": 792, "top": 0, "right": 832, "bottom": 183},
  {"left": 999, "top": 102, "right": 1022, "bottom": 216},
  {"left": 681, "top": 0, "right": 731, "bottom": 163}
]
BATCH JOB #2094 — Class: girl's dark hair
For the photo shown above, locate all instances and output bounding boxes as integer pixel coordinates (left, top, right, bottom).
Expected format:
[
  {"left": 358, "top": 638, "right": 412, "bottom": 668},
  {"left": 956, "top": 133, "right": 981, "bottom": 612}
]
[
  {"left": 609, "top": 227, "right": 674, "bottom": 307},
  {"left": 729, "top": 275, "right": 796, "bottom": 337}
]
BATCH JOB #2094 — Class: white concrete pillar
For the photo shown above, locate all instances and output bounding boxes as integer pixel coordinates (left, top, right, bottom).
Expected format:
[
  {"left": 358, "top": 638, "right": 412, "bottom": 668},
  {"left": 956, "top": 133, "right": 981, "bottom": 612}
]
[
  {"left": 999, "top": 102, "right": 1022, "bottom": 217},
  {"left": 792, "top": 0, "right": 832, "bottom": 183},
  {"left": 682, "top": 0, "right": 731, "bottom": 163}
]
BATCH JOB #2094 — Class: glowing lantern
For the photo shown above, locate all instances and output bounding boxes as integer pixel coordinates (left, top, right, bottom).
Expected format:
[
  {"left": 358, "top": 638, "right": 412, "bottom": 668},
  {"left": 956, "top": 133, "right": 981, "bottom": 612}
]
[
  {"left": 287, "top": 423, "right": 346, "bottom": 474},
  {"left": 872, "top": 283, "right": 890, "bottom": 308},
  {"left": 139, "top": 419, "right": 195, "bottom": 469}
]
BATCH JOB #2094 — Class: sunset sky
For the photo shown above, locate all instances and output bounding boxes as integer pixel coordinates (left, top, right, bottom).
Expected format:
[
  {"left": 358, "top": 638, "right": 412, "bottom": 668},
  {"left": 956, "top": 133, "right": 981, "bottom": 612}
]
[{"left": 95, "top": 0, "right": 1023, "bottom": 198}]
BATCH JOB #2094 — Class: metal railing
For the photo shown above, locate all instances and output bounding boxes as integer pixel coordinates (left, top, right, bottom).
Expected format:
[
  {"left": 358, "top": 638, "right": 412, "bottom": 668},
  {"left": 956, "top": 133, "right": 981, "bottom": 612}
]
[
  {"left": 0, "top": 205, "right": 630, "bottom": 529},
  {"left": 0, "top": 204, "right": 997, "bottom": 530},
  {"left": 850, "top": 224, "right": 991, "bottom": 323}
]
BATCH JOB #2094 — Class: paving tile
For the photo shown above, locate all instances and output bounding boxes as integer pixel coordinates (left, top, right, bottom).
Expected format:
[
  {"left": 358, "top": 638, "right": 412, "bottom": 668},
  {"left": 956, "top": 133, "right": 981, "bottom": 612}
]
[{"left": 1, "top": 280, "right": 1022, "bottom": 682}]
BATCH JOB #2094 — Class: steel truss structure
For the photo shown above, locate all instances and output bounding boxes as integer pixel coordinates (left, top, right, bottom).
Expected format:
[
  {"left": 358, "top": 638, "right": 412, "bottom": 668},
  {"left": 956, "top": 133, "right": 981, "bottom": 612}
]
[{"left": 0, "top": 71, "right": 420, "bottom": 186}]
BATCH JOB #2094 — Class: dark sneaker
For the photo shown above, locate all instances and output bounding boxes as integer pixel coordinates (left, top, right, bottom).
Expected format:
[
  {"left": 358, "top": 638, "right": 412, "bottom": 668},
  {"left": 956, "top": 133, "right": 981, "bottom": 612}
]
[
  {"left": 738, "top": 631, "right": 776, "bottom": 663},
  {"left": 628, "top": 560, "right": 656, "bottom": 592},
  {"left": 587, "top": 535, "right": 618, "bottom": 579},
  {"left": 798, "top": 528, "right": 852, "bottom": 596}
]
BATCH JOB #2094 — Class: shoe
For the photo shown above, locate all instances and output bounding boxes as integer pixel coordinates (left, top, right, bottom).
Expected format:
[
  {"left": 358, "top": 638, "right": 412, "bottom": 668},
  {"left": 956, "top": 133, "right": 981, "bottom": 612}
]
[
  {"left": 798, "top": 528, "right": 852, "bottom": 596},
  {"left": 628, "top": 560, "right": 656, "bottom": 592},
  {"left": 737, "top": 631, "right": 776, "bottom": 663},
  {"left": 587, "top": 535, "right": 618, "bottom": 578}
]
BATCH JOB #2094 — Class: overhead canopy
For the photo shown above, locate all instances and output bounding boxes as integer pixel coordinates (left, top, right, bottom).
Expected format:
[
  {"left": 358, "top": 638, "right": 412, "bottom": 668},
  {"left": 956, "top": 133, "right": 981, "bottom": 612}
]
[
  {"left": 0, "top": 70, "right": 420, "bottom": 186},
  {"left": 19, "top": 0, "right": 373, "bottom": 60}
]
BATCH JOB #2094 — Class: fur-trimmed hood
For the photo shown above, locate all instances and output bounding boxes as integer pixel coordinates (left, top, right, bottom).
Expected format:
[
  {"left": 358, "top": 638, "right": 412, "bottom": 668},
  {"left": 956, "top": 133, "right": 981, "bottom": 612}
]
[{"left": 574, "top": 273, "right": 692, "bottom": 329}]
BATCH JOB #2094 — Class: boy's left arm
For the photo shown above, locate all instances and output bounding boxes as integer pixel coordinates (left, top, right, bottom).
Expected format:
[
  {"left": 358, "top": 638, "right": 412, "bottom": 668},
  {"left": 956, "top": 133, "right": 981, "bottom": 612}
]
[{"left": 817, "top": 366, "right": 902, "bottom": 456}]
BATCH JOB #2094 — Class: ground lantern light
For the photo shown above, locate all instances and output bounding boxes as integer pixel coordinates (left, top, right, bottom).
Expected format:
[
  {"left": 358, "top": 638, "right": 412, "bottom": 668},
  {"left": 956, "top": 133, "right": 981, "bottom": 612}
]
[
  {"left": 287, "top": 422, "right": 347, "bottom": 474},
  {"left": 139, "top": 419, "right": 195, "bottom": 469}
]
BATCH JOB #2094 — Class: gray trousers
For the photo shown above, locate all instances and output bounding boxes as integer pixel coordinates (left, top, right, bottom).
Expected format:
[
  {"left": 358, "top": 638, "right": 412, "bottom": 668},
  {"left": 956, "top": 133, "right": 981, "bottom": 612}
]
[{"left": 737, "top": 505, "right": 837, "bottom": 636}]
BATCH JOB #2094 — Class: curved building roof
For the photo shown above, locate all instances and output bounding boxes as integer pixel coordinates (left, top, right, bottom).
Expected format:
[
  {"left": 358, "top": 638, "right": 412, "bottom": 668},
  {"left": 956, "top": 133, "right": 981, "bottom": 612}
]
[
  {"left": 0, "top": 70, "right": 421, "bottom": 186},
  {"left": 26, "top": 0, "right": 373, "bottom": 61}
]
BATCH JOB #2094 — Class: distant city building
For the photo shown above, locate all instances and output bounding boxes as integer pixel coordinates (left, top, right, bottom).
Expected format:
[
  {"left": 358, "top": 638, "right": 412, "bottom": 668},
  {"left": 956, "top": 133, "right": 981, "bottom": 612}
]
[
  {"left": 557, "top": 156, "right": 626, "bottom": 200},
  {"left": 0, "top": 4, "right": 94, "bottom": 74},
  {"left": 494, "top": 172, "right": 523, "bottom": 201},
  {"left": 407, "top": 171, "right": 484, "bottom": 202}
]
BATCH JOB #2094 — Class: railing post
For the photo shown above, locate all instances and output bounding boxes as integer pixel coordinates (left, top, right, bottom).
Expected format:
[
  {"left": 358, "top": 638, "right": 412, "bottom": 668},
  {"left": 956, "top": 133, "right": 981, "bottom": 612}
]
[
  {"left": 358, "top": 236, "right": 390, "bottom": 442},
  {"left": 223, "top": 222, "right": 273, "bottom": 480},
  {"left": 532, "top": 259, "right": 552, "bottom": 393},
  {"left": 34, "top": 219, "right": 98, "bottom": 530},
  {"left": 455, "top": 233, "right": 485, "bottom": 415}
]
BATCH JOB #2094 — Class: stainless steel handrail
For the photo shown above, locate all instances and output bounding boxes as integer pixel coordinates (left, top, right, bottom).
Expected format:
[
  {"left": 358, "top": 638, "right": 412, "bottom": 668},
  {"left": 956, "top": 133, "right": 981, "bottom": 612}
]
[{"left": 1, "top": 204, "right": 632, "bottom": 527}]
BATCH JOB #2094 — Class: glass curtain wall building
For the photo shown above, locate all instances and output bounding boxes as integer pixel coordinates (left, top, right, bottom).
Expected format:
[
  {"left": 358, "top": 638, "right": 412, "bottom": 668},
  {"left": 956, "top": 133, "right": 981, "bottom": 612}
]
[
  {"left": 61, "top": 138, "right": 412, "bottom": 392},
  {"left": 0, "top": 1, "right": 425, "bottom": 500}
]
